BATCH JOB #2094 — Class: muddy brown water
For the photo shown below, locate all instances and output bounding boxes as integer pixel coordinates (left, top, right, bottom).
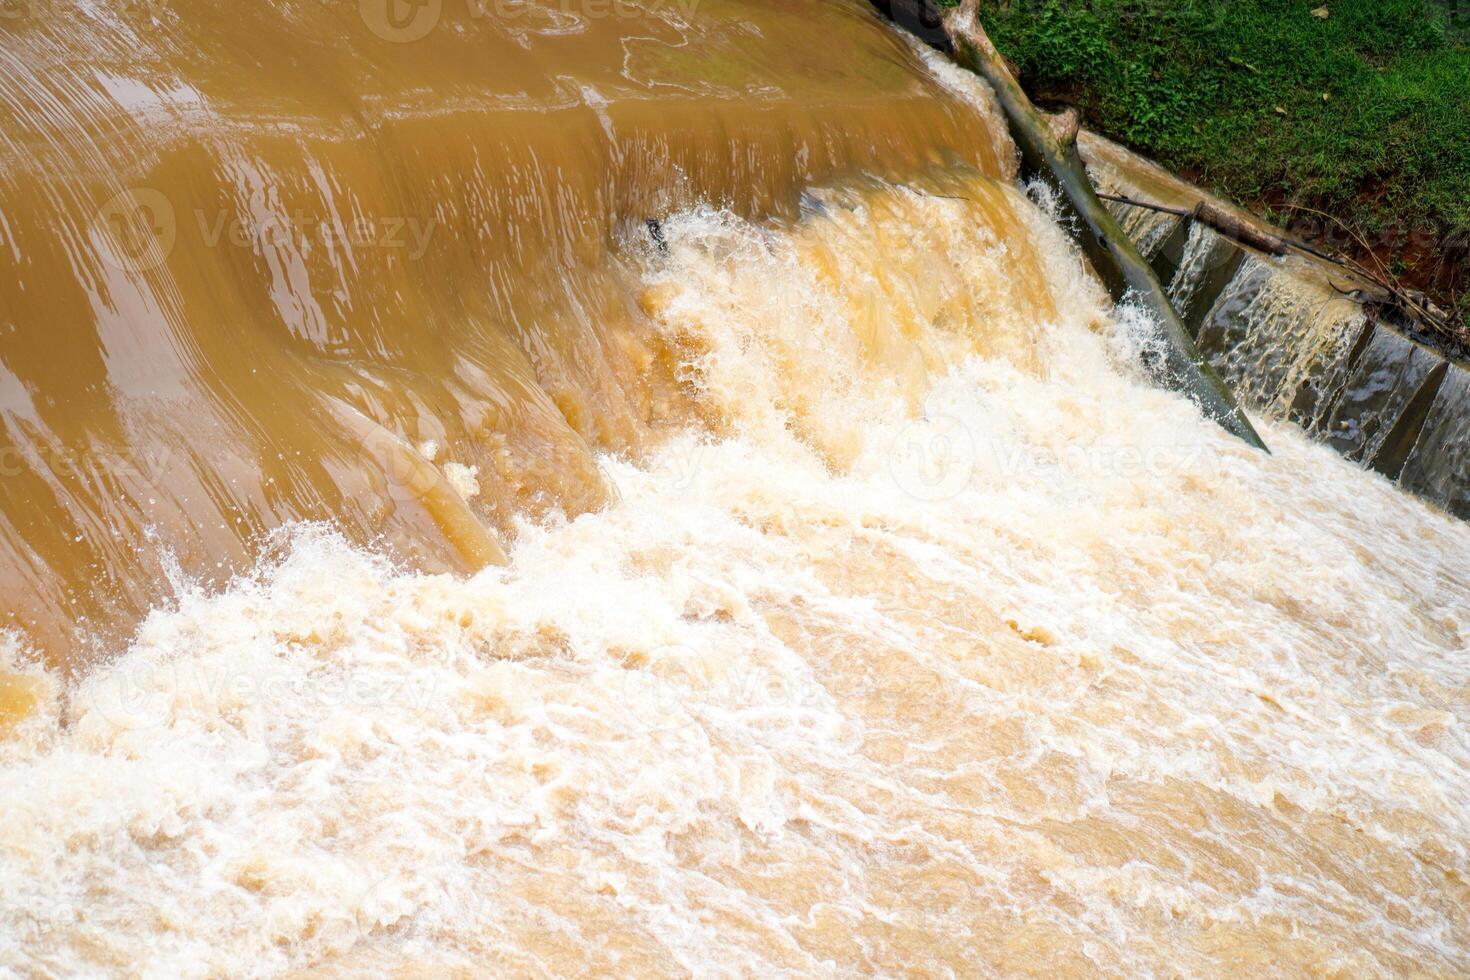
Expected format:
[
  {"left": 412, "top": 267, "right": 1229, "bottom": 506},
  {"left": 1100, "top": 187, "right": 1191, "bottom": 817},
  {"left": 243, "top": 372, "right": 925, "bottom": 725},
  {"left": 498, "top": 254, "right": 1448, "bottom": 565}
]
[{"left": 1, "top": 2, "right": 1468, "bottom": 975}]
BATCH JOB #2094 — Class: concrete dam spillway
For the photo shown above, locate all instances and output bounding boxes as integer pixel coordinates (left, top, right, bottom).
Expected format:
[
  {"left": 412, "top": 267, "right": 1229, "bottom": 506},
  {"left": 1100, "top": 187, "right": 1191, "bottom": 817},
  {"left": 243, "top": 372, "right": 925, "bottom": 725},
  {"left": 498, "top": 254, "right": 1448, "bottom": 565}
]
[{"left": 1, "top": 0, "right": 1469, "bottom": 975}]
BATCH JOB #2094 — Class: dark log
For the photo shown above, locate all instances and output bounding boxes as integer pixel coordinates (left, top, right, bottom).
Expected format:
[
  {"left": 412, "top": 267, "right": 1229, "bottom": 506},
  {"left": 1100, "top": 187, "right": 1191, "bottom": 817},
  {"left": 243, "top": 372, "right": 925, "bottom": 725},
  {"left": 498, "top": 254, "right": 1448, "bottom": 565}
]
[
  {"left": 1098, "top": 194, "right": 1287, "bottom": 256},
  {"left": 1192, "top": 201, "right": 1289, "bottom": 257},
  {"left": 869, "top": 0, "right": 951, "bottom": 51},
  {"left": 940, "top": 0, "right": 1268, "bottom": 450},
  {"left": 1104, "top": 190, "right": 1394, "bottom": 286},
  {"left": 940, "top": 0, "right": 1275, "bottom": 449}
]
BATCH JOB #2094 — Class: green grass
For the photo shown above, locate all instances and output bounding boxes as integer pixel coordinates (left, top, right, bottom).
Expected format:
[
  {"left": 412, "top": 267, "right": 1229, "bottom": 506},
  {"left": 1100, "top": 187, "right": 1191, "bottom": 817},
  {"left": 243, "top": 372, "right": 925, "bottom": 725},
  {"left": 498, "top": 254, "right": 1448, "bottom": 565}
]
[{"left": 935, "top": 0, "right": 1470, "bottom": 318}]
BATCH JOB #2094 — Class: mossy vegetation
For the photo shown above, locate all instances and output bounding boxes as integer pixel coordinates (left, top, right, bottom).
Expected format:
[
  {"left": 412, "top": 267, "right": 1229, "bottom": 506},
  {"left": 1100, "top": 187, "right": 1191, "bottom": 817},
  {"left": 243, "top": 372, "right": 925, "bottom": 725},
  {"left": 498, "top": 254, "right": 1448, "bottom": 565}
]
[{"left": 934, "top": 0, "right": 1470, "bottom": 321}]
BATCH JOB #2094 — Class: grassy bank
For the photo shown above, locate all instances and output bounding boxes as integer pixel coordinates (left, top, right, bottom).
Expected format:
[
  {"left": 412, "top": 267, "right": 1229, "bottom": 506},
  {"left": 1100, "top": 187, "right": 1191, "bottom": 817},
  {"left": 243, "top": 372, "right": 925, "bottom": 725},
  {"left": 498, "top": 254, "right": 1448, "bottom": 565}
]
[{"left": 935, "top": 0, "right": 1470, "bottom": 325}]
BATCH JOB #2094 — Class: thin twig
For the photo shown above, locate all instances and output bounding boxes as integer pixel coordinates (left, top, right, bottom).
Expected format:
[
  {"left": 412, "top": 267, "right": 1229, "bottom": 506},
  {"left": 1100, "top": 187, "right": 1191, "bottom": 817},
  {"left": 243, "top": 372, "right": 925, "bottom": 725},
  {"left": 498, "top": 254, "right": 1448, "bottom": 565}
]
[
  {"left": 1271, "top": 202, "right": 1395, "bottom": 284},
  {"left": 1096, "top": 192, "right": 1191, "bottom": 219}
]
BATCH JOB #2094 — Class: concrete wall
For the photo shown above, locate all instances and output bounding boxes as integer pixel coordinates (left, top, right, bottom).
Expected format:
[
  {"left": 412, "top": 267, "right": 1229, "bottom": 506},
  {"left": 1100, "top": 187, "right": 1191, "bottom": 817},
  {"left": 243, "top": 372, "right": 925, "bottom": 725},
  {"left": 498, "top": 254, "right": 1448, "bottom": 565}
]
[{"left": 1083, "top": 133, "right": 1469, "bottom": 520}]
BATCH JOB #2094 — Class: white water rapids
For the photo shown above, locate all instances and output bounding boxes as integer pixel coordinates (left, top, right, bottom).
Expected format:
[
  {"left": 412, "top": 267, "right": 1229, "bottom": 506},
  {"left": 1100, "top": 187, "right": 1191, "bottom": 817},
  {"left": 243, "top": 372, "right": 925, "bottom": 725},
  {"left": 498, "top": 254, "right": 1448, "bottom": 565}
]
[{"left": 3, "top": 162, "right": 1469, "bottom": 977}]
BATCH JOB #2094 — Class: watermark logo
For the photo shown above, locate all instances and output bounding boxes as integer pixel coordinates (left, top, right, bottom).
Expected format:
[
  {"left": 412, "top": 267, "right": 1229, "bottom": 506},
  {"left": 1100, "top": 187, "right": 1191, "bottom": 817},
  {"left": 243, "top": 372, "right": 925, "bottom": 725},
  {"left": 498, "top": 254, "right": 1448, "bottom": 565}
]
[
  {"left": 652, "top": 438, "right": 708, "bottom": 493},
  {"left": 888, "top": 415, "right": 976, "bottom": 502},
  {"left": 359, "top": 0, "right": 441, "bottom": 42},
  {"left": 357, "top": 420, "right": 448, "bottom": 508},
  {"left": 92, "top": 187, "right": 175, "bottom": 274}
]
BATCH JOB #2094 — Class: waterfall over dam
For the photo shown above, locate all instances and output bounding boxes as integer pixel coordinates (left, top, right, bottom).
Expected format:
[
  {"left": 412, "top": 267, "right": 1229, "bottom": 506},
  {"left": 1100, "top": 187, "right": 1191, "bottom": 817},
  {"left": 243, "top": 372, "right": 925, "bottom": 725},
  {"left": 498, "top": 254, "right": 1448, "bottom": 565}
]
[{"left": 1, "top": 1, "right": 1468, "bottom": 975}]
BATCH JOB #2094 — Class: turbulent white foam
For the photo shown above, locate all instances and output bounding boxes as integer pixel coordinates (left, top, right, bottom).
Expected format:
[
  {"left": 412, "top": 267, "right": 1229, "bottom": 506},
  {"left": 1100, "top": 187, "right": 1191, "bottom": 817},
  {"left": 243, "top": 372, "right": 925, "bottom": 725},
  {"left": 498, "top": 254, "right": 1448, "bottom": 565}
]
[{"left": 2, "top": 180, "right": 1469, "bottom": 976}]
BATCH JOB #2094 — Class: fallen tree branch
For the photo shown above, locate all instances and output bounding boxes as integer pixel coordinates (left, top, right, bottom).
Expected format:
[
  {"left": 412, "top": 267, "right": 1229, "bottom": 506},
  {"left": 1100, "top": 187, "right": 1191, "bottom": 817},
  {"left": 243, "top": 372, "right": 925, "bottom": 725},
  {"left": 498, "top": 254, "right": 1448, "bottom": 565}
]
[
  {"left": 1191, "top": 201, "right": 1290, "bottom": 258},
  {"left": 869, "top": 0, "right": 951, "bottom": 50},
  {"left": 1099, "top": 193, "right": 1289, "bottom": 255},
  {"left": 942, "top": 0, "right": 1268, "bottom": 451},
  {"left": 1101, "top": 192, "right": 1327, "bottom": 263},
  {"left": 1101, "top": 192, "right": 1461, "bottom": 338}
]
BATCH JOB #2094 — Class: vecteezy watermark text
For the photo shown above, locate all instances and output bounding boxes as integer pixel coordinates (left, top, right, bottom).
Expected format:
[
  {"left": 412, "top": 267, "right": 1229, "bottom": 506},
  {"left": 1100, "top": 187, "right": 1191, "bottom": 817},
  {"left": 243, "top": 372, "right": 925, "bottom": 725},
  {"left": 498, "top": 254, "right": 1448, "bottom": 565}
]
[
  {"left": 78, "top": 656, "right": 442, "bottom": 731},
  {"left": 0, "top": 442, "right": 175, "bottom": 484},
  {"left": 89, "top": 187, "right": 437, "bottom": 274}
]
